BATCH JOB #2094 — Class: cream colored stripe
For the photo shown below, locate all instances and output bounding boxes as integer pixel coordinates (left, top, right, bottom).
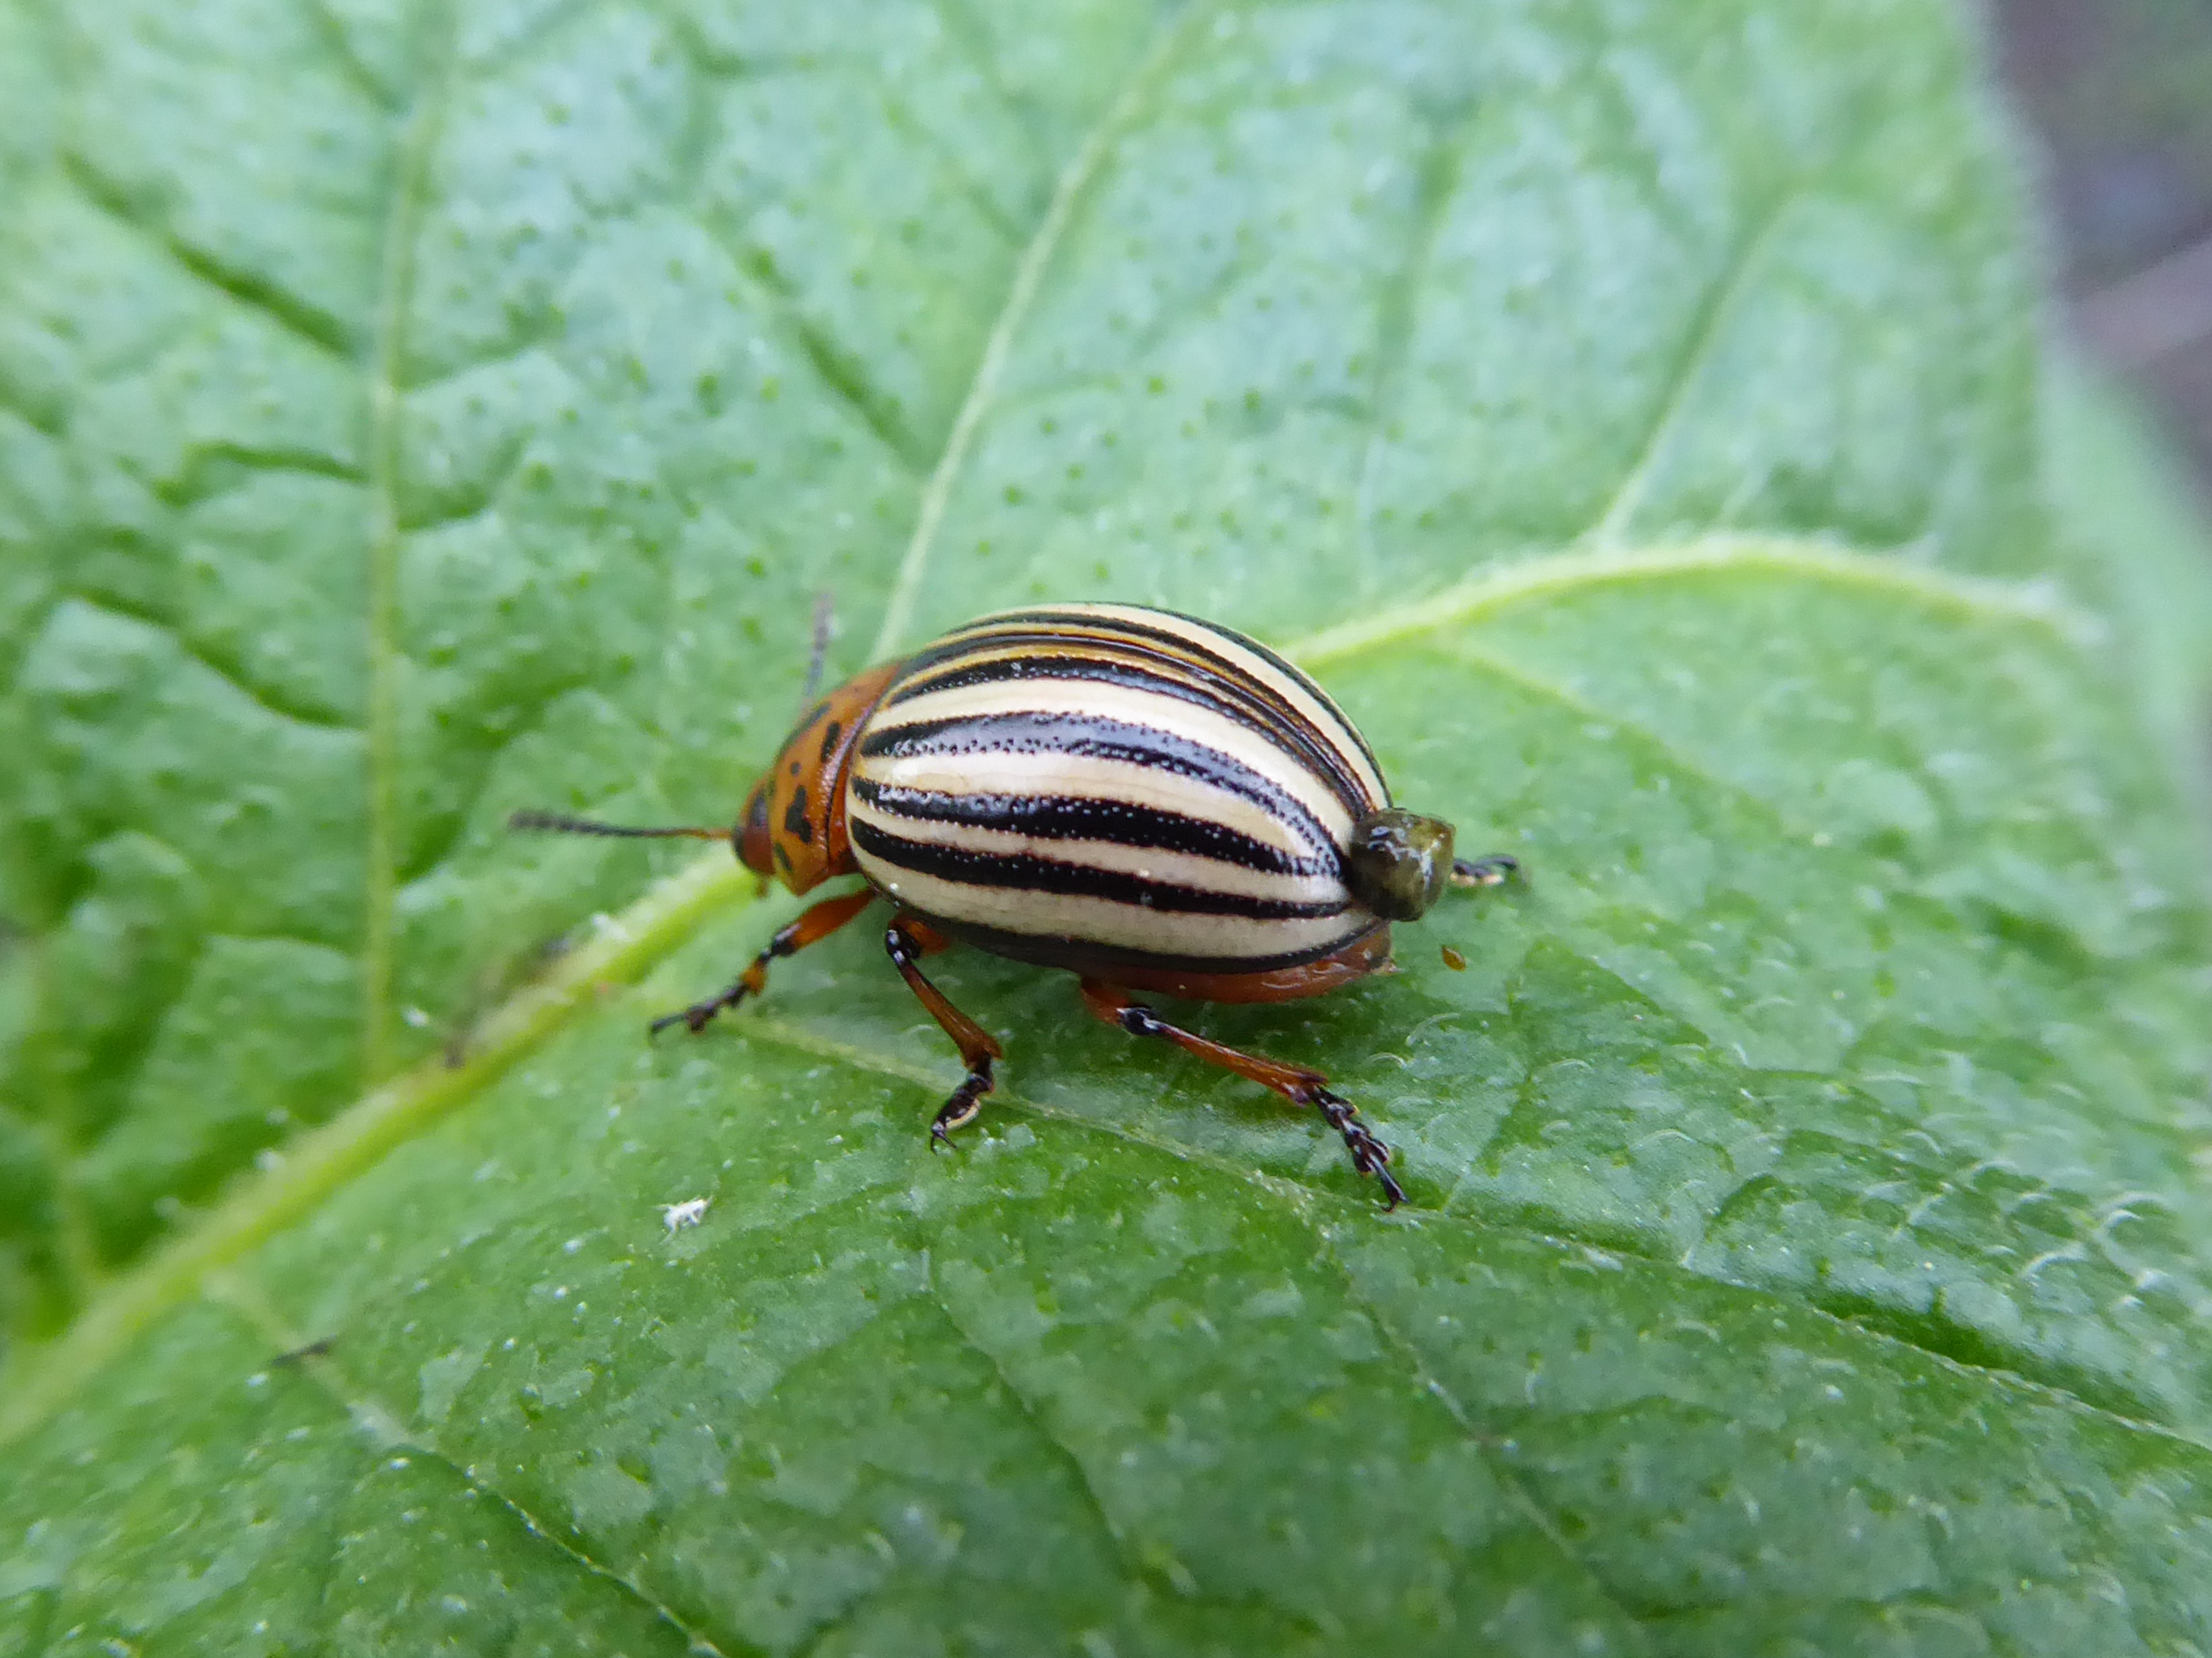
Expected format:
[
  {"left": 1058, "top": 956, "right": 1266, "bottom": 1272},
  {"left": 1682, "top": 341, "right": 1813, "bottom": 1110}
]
[
  {"left": 849, "top": 747, "right": 1330, "bottom": 862},
  {"left": 846, "top": 796, "right": 1348, "bottom": 907},
  {"left": 865, "top": 677, "right": 1353, "bottom": 841},
  {"left": 850, "top": 854, "right": 1368, "bottom": 962},
  {"left": 919, "top": 607, "right": 1388, "bottom": 811},
  {"left": 1045, "top": 603, "right": 1390, "bottom": 806}
]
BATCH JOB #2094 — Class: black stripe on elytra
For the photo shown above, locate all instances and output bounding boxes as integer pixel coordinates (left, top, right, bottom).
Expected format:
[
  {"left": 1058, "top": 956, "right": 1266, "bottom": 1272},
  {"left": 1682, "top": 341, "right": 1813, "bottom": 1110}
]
[
  {"left": 851, "top": 818, "right": 1349, "bottom": 920},
  {"left": 893, "top": 629, "right": 1368, "bottom": 818},
  {"left": 1216, "top": 618, "right": 1388, "bottom": 791},
  {"left": 850, "top": 776, "right": 1326, "bottom": 876},
  {"left": 883, "top": 648, "right": 1358, "bottom": 813},
  {"left": 857, "top": 710, "right": 1340, "bottom": 857},
  {"left": 923, "top": 611, "right": 1379, "bottom": 811}
]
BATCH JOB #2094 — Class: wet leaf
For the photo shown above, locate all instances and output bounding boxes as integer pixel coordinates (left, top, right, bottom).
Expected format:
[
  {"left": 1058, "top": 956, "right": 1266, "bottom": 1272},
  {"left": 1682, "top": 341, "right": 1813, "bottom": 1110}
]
[{"left": 4, "top": 0, "right": 2211, "bottom": 1652}]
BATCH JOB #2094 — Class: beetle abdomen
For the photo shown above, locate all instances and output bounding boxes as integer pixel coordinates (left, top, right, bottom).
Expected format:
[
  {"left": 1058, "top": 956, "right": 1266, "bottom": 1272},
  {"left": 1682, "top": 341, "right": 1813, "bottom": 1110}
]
[{"left": 848, "top": 604, "right": 1391, "bottom": 976}]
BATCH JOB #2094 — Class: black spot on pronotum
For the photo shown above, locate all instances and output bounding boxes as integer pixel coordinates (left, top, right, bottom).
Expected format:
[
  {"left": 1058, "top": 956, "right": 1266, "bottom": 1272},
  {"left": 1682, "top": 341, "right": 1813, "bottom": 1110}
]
[
  {"left": 789, "top": 760, "right": 801, "bottom": 777},
  {"left": 819, "top": 719, "right": 842, "bottom": 761},
  {"left": 774, "top": 841, "right": 793, "bottom": 872},
  {"left": 783, "top": 785, "right": 813, "bottom": 843}
]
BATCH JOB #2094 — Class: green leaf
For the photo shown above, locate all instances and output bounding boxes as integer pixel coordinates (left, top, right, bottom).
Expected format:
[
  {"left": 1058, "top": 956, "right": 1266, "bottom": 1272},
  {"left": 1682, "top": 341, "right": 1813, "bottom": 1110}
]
[{"left": 4, "top": 0, "right": 2211, "bottom": 1651}]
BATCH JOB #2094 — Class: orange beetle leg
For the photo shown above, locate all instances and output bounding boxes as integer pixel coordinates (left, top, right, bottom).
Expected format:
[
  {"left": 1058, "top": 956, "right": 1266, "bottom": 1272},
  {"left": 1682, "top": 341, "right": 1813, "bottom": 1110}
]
[
  {"left": 651, "top": 888, "right": 877, "bottom": 1036},
  {"left": 893, "top": 915, "right": 957, "bottom": 956},
  {"left": 1076, "top": 978, "right": 1406, "bottom": 1209},
  {"left": 884, "top": 914, "right": 1004, "bottom": 1149}
]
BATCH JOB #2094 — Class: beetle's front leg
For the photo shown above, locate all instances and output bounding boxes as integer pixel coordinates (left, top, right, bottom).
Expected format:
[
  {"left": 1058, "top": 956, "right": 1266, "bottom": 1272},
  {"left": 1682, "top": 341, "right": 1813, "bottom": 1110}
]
[
  {"left": 1077, "top": 978, "right": 1405, "bottom": 1207},
  {"left": 1450, "top": 854, "right": 1520, "bottom": 889},
  {"left": 651, "top": 889, "right": 877, "bottom": 1035},
  {"left": 884, "top": 915, "right": 1004, "bottom": 1148}
]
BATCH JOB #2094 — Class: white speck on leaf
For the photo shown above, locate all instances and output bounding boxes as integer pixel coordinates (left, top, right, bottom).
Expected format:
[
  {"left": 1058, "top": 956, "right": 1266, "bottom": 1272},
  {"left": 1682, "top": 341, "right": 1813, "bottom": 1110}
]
[{"left": 662, "top": 1197, "right": 709, "bottom": 1233}]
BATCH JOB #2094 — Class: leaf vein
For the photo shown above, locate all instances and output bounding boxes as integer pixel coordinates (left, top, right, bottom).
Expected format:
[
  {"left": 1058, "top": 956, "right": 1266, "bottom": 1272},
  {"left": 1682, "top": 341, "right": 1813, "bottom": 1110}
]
[
  {"left": 1286, "top": 534, "right": 2099, "bottom": 669},
  {"left": 870, "top": 0, "right": 1224, "bottom": 658},
  {"left": 922, "top": 0, "right": 1056, "bottom": 166},
  {"left": 361, "top": 15, "right": 462, "bottom": 1088},
  {"left": 300, "top": 0, "right": 405, "bottom": 113},
  {"left": 1308, "top": 1223, "right": 1657, "bottom": 1650},
  {"left": 917, "top": 1285, "right": 1158, "bottom": 1591},
  {"left": 688, "top": 229, "right": 931, "bottom": 474},
  {"left": 0, "top": 856, "right": 757, "bottom": 1445},
  {"left": 1435, "top": 635, "right": 1815, "bottom": 837},
  {"left": 58, "top": 150, "right": 357, "bottom": 360},
  {"left": 1587, "top": 195, "right": 1794, "bottom": 547},
  {"left": 47, "top": 592, "right": 361, "bottom": 734},
  {"left": 1353, "top": 98, "right": 1483, "bottom": 571},
  {"left": 207, "top": 1276, "right": 741, "bottom": 1657}
]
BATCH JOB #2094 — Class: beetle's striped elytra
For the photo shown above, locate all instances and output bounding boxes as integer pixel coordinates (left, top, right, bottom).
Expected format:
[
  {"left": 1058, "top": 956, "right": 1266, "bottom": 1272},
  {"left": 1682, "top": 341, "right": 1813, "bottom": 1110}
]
[{"left": 514, "top": 602, "right": 1520, "bottom": 1205}]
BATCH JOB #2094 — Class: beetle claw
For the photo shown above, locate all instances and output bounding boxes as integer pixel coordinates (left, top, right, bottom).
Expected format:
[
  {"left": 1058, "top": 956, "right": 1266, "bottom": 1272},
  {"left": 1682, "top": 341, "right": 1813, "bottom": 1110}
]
[
  {"left": 1311, "top": 1087, "right": 1406, "bottom": 1207},
  {"left": 1450, "top": 854, "right": 1521, "bottom": 890}
]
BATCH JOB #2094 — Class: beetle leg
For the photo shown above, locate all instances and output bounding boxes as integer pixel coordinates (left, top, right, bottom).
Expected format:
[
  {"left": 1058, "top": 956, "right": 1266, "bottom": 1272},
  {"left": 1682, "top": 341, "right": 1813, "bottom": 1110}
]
[
  {"left": 884, "top": 915, "right": 1004, "bottom": 1149},
  {"left": 1450, "top": 854, "right": 1520, "bottom": 889},
  {"left": 1076, "top": 978, "right": 1406, "bottom": 1207},
  {"left": 651, "top": 888, "right": 877, "bottom": 1036}
]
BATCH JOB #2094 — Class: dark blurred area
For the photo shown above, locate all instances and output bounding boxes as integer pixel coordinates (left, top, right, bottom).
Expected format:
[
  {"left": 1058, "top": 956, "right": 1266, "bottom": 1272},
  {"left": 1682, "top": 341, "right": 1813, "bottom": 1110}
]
[{"left": 1997, "top": 0, "right": 2212, "bottom": 482}]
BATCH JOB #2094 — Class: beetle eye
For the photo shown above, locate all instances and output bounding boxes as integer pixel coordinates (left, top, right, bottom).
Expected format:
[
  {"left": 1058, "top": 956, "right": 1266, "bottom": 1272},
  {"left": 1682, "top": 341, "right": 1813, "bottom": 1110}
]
[
  {"left": 1346, "top": 810, "right": 1455, "bottom": 921},
  {"left": 737, "top": 785, "right": 775, "bottom": 874}
]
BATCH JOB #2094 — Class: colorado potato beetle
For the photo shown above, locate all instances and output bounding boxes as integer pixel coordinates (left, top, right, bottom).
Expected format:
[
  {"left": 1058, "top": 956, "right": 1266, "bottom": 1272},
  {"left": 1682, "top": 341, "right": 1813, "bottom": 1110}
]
[{"left": 514, "top": 603, "right": 1517, "bottom": 1205}]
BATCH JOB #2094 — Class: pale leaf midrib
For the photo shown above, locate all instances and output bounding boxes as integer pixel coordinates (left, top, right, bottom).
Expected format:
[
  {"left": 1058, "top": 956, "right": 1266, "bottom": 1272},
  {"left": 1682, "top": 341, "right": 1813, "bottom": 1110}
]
[
  {"left": 0, "top": 855, "right": 756, "bottom": 1444},
  {"left": 0, "top": 534, "right": 2093, "bottom": 1445},
  {"left": 1290, "top": 533, "right": 2098, "bottom": 668}
]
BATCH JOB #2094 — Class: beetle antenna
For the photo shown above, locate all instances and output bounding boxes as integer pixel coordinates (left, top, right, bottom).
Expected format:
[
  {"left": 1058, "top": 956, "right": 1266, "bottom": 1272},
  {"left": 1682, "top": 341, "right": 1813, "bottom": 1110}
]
[
  {"left": 509, "top": 810, "right": 730, "bottom": 843},
  {"left": 798, "top": 590, "right": 836, "bottom": 705}
]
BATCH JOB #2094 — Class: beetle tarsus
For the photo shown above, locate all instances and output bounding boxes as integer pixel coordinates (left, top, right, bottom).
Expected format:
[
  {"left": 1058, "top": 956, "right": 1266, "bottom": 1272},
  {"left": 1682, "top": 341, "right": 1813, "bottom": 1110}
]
[
  {"left": 650, "top": 980, "right": 751, "bottom": 1036},
  {"left": 1116, "top": 1004, "right": 1168, "bottom": 1039},
  {"left": 1312, "top": 1088, "right": 1406, "bottom": 1209},
  {"left": 928, "top": 1062, "right": 995, "bottom": 1152},
  {"left": 651, "top": 891, "right": 878, "bottom": 1037},
  {"left": 1450, "top": 854, "right": 1520, "bottom": 890}
]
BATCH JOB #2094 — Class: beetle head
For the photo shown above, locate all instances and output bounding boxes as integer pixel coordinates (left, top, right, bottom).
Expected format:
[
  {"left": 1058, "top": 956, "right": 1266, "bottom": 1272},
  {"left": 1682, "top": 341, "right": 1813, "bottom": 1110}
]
[
  {"left": 1346, "top": 809, "right": 1455, "bottom": 921},
  {"left": 743, "top": 658, "right": 906, "bottom": 893}
]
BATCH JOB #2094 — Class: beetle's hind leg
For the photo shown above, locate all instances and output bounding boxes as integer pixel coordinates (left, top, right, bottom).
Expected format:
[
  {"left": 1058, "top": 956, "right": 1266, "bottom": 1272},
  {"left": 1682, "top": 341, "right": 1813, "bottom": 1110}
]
[
  {"left": 1076, "top": 979, "right": 1406, "bottom": 1208},
  {"left": 884, "top": 915, "right": 1004, "bottom": 1149},
  {"left": 651, "top": 889, "right": 877, "bottom": 1035}
]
